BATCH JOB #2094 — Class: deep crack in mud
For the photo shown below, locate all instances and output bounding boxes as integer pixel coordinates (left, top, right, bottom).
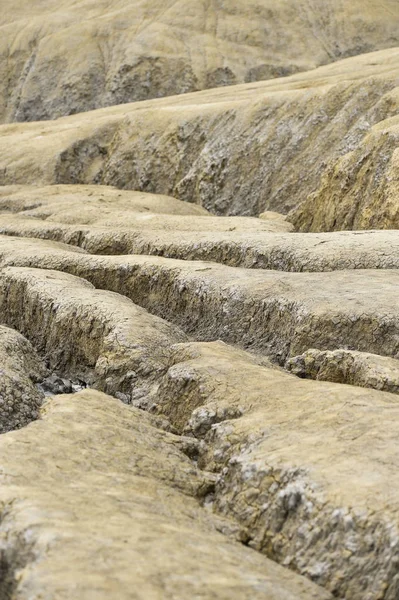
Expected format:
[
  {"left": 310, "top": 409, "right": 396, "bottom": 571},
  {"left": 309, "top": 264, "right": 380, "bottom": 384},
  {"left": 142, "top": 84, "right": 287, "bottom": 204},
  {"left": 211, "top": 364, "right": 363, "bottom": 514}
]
[{"left": 0, "top": 5, "right": 399, "bottom": 597}]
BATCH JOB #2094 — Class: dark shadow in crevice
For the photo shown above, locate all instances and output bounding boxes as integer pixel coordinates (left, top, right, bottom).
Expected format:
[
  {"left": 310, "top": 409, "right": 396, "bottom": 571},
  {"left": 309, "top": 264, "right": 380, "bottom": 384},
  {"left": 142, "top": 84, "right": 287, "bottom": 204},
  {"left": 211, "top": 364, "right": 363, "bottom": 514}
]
[{"left": 0, "top": 553, "right": 16, "bottom": 600}]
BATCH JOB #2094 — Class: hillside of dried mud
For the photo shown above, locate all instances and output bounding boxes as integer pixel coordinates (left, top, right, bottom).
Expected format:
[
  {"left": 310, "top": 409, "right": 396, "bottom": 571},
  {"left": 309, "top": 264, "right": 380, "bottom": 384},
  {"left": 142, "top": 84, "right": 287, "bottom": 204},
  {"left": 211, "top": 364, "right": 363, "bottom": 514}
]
[
  {"left": 1, "top": 0, "right": 399, "bottom": 122},
  {"left": 1, "top": 3, "right": 399, "bottom": 600}
]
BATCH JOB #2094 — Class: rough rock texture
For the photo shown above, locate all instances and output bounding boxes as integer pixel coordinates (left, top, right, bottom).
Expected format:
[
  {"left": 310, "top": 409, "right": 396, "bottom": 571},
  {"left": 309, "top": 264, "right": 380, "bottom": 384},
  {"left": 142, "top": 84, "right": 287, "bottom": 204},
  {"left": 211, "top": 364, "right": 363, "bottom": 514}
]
[
  {"left": 0, "top": 241, "right": 399, "bottom": 363},
  {"left": 38, "top": 372, "right": 86, "bottom": 396},
  {"left": 0, "top": 215, "right": 399, "bottom": 597},
  {"left": 0, "top": 50, "right": 399, "bottom": 217},
  {"left": 0, "top": 389, "right": 332, "bottom": 600},
  {"left": 1, "top": 2, "right": 399, "bottom": 595},
  {"left": 0, "top": 325, "right": 46, "bottom": 434},
  {"left": 286, "top": 348, "right": 399, "bottom": 394},
  {"left": 1, "top": 0, "right": 399, "bottom": 123},
  {"left": 2, "top": 259, "right": 399, "bottom": 599},
  {"left": 153, "top": 340, "right": 399, "bottom": 600},
  {"left": 5, "top": 208, "right": 399, "bottom": 271},
  {"left": 0, "top": 267, "right": 187, "bottom": 405},
  {"left": 289, "top": 114, "right": 399, "bottom": 231}
]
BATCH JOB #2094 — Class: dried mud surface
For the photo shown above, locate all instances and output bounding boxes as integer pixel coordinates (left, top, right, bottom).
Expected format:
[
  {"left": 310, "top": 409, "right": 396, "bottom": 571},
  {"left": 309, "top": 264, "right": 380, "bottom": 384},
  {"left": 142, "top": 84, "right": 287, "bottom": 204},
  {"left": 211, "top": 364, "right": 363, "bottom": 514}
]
[
  {"left": 1, "top": 3, "right": 399, "bottom": 598},
  {"left": 0, "top": 49, "right": 399, "bottom": 223},
  {"left": 1, "top": 0, "right": 398, "bottom": 122},
  {"left": 0, "top": 184, "right": 398, "bottom": 599}
]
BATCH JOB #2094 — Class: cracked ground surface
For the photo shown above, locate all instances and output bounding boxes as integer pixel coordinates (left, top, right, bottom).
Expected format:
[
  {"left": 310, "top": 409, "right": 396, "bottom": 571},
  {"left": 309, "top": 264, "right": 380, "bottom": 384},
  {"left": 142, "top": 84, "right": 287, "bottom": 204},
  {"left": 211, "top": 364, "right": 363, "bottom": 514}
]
[
  {"left": 1, "top": 3, "right": 399, "bottom": 598},
  {"left": 0, "top": 184, "right": 398, "bottom": 599}
]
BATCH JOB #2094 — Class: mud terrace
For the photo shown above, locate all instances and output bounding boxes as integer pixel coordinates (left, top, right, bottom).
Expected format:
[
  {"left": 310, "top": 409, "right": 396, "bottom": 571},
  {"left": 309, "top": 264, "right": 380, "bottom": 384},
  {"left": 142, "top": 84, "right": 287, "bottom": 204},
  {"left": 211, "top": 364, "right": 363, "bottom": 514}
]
[
  {"left": 0, "top": 183, "right": 397, "bottom": 599},
  {"left": 1, "top": 2, "right": 399, "bottom": 599}
]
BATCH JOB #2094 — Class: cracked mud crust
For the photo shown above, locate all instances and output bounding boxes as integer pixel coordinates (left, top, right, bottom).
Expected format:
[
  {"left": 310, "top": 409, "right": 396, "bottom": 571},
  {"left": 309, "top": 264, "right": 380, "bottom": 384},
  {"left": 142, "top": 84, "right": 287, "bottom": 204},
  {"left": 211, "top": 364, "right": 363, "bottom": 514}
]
[
  {"left": 0, "top": 390, "right": 332, "bottom": 600},
  {"left": 0, "top": 188, "right": 398, "bottom": 598},
  {"left": 154, "top": 341, "right": 399, "bottom": 599},
  {"left": 4, "top": 190, "right": 399, "bottom": 270},
  {"left": 0, "top": 3, "right": 399, "bottom": 596},
  {"left": 0, "top": 266, "right": 187, "bottom": 405},
  {"left": 0, "top": 326, "right": 46, "bottom": 434}
]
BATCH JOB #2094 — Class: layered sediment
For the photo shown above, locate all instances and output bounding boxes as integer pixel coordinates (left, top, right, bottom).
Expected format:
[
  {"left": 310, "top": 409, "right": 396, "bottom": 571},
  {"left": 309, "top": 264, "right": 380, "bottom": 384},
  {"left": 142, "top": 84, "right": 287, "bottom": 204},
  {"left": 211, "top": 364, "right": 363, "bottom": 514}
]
[
  {"left": 0, "top": 50, "right": 398, "bottom": 222},
  {"left": 0, "top": 196, "right": 398, "bottom": 597},
  {"left": 1, "top": 2, "right": 399, "bottom": 597},
  {"left": 2, "top": 0, "right": 399, "bottom": 123}
]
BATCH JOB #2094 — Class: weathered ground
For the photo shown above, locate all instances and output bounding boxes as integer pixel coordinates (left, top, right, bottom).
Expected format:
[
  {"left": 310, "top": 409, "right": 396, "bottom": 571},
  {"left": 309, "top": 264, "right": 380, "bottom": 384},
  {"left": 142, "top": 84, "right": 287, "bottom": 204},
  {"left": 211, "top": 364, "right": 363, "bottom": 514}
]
[
  {"left": 0, "top": 185, "right": 398, "bottom": 599},
  {"left": 0, "top": 49, "right": 399, "bottom": 227},
  {"left": 1, "top": 3, "right": 399, "bottom": 598},
  {"left": 1, "top": 0, "right": 399, "bottom": 123},
  {"left": 0, "top": 389, "right": 334, "bottom": 600},
  {"left": 0, "top": 326, "right": 46, "bottom": 434},
  {"left": 286, "top": 348, "right": 399, "bottom": 394},
  {"left": 154, "top": 341, "right": 399, "bottom": 600}
]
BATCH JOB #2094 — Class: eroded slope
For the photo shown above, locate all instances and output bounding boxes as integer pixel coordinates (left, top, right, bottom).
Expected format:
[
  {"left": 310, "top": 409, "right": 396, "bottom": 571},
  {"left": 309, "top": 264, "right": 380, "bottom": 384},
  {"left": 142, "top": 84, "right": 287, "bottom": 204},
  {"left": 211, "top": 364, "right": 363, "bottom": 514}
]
[
  {"left": 1, "top": 0, "right": 399, "bottom": 122},
  {"left": 289, "top": 115, "right": 399, "bottom": 231},
  {"left": 0, "top": 49, "right": 399, "bottom": 222}
]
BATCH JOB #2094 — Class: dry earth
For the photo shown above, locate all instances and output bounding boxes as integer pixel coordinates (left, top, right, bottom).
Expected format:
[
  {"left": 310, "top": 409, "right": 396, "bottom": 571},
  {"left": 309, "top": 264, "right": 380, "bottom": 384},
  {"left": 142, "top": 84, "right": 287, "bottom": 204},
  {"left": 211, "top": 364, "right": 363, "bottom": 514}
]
[
  {"left": 1, "top": 49, "right": 399, "bottom": 225},
  {"left": 1, "top": 389, "right": 334, "bottom": 600},
  {"left": 1, "top": 2, "right": 399, "bottom": 600},
  {"left": 0, "top": 187, "right": 399, "bottom": 599},
  {"left": 1, "top": 0, "right": 399, "bottom": 123}
]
